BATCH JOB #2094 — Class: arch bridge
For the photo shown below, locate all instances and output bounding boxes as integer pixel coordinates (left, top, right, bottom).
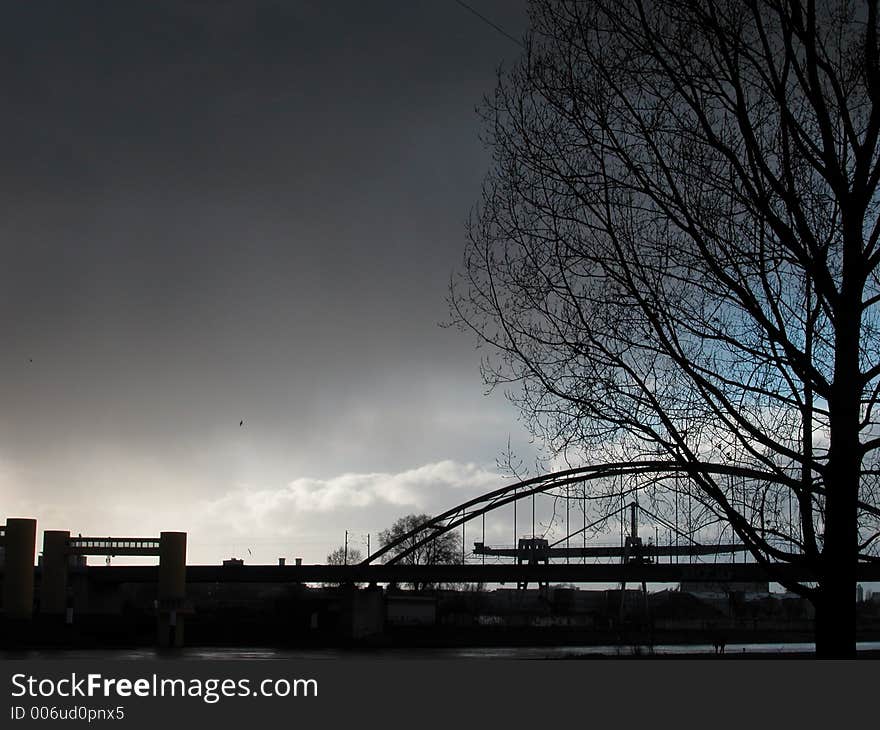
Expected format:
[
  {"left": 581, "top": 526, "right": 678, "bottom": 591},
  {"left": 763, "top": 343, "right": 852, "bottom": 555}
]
[{"left": 357, "top": 461, "right": 880, "bottom": 588}]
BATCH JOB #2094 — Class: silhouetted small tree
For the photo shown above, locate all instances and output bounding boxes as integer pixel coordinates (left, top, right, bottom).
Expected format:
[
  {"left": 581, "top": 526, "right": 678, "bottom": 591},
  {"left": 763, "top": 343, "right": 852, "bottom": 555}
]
[
  {"left": 378, "top": 514, "right": 462, "bottom": 591},
  {"left": 326, "top": 546, "right": 362, "bottom": 566}
]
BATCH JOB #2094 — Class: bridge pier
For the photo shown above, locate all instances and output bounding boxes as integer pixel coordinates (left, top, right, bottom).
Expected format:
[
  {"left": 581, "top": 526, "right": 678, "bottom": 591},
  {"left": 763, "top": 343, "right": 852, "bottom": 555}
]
[
  {"left": 341, "top": 585, "right": 385, "bottom": 640},
  {"left": 40, "top": 530, "right": 71, "bottom": 615},
  {"left": 38, "top": 527, "right": 191, "bottom": 645},
  {"left": 2, "top": 518, "right": 37, "bottom": 620},
  {"left": 516, "top": 538, "right": 550, "bottom": 590},
  {"left": 157, "top": 531, "right": 187, "bottom": 648}
]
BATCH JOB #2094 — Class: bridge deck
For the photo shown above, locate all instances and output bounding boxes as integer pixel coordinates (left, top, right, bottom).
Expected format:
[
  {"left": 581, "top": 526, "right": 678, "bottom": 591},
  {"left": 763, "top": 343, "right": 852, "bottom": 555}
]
[{"left": 474, "top": 543, "right": 749, "bottom": 559}]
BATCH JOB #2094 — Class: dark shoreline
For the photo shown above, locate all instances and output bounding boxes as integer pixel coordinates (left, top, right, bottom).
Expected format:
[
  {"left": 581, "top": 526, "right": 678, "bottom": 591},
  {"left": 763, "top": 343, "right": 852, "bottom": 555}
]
[{"left": 4, "top": 609, "right": 880, "bottom": 656}]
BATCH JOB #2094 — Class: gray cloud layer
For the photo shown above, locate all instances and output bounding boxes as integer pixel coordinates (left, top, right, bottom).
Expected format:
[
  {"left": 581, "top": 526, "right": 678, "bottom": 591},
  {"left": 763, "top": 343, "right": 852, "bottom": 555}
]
[{"left": 0, "top": 1, "right": 536, "bottom": 559}]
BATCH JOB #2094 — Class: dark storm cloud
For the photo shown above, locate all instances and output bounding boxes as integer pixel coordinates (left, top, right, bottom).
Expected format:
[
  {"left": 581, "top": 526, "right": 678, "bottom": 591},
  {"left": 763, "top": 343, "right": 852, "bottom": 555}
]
[
  {"left": 0, "top": 1, "right": 532, "bottom": 557},
  {"left": 3, "top": 3, "right": 526, "bottom": 319}
]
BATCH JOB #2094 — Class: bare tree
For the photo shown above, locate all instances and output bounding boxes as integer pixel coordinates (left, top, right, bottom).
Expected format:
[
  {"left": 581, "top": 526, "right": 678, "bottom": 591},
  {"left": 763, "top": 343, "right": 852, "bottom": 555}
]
[
  {"left": 452, "top": 0, "right": 880, "bottom": 657},
  {"left": 327, "top": 546, "right": 363, "bottom": 566},
  {"left": 378, "top": 514, "right": 462, "bottom": 590}
]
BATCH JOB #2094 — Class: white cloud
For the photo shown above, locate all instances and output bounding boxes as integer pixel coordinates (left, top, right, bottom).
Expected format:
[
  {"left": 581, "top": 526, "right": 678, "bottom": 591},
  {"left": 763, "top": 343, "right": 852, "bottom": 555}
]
[
  {"left": 0, "top": 455, "right": 512, "bottom": 565},
  {"left": 201, "top": 460, "right": 501, "bottom": 520},
  {"left": 187, "top": 460, "right": 505, "bottom": 562}
]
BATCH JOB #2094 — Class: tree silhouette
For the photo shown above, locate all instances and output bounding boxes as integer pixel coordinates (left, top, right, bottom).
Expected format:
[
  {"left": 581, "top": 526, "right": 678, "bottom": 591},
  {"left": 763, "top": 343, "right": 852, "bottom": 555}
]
[
  {"left": 378, "top": 514, "right": 462, "bottom": 591},
  {"left": 327, "top": 546, "right": 363, "bottom": 566},
  {"left": 452, "top": 0, "right": 880, "bottom": 657}
]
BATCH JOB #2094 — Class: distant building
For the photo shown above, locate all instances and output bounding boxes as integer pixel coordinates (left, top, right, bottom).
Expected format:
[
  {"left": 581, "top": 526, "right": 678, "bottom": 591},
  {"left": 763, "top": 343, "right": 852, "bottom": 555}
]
[
  {"left": 222, "top": 558, "right": 244, "bottom": 567},
  {"left": 680, "top": 580, "right": 769, "bottom": 596},
  {"left": 857, "top": 584, "right": 864, "bottom": 602}
]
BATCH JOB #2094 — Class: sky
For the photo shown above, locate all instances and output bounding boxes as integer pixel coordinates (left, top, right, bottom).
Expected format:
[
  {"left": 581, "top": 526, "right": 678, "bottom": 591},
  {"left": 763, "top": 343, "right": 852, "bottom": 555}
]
[
  {"left": 1, "top": 2, "right": 865, "bottom": 599},
  {"left": 0, "top": 0, "right": 550, "bottom": 565}
]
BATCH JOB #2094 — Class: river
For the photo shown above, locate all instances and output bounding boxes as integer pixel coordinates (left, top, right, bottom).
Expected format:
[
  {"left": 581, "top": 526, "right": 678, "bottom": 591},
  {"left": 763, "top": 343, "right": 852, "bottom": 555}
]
[{"left": 5, "top": 641, "right": 880, "bottom": 659}]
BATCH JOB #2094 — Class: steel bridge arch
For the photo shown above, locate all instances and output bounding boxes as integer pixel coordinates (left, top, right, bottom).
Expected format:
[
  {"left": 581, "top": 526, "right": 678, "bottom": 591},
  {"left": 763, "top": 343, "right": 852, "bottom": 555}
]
[{"left": 361, "top": 460, "right": 798, "bottom": 566}]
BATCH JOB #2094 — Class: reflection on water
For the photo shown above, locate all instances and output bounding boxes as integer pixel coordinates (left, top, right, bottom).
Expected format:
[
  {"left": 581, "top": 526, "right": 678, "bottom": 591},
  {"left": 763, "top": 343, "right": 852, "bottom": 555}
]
[{"left": 5, "top": 642, "right": 880, "bottom": 660}]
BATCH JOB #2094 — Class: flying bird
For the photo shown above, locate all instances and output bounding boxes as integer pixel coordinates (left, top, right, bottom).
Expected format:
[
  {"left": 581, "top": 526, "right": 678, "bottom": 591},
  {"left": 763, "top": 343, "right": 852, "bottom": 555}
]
[{"left": 239, "top": 420, "right": 243, "bottom": 427}]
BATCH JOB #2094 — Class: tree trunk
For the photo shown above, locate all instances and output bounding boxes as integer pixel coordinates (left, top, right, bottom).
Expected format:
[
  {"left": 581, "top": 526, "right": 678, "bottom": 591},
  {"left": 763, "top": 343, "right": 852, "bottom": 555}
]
[
  {"left": 814, "top": 452, "right": 859, "bottom": 658},
  {"left": 814, "top": 575, "right": 856, "bottom": 658},
  {"left": 817, "top": 406, "right": 859, "bottom": 658},
  {"left": 816, "top": 229, "right": 862, "bottom": 659}
]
